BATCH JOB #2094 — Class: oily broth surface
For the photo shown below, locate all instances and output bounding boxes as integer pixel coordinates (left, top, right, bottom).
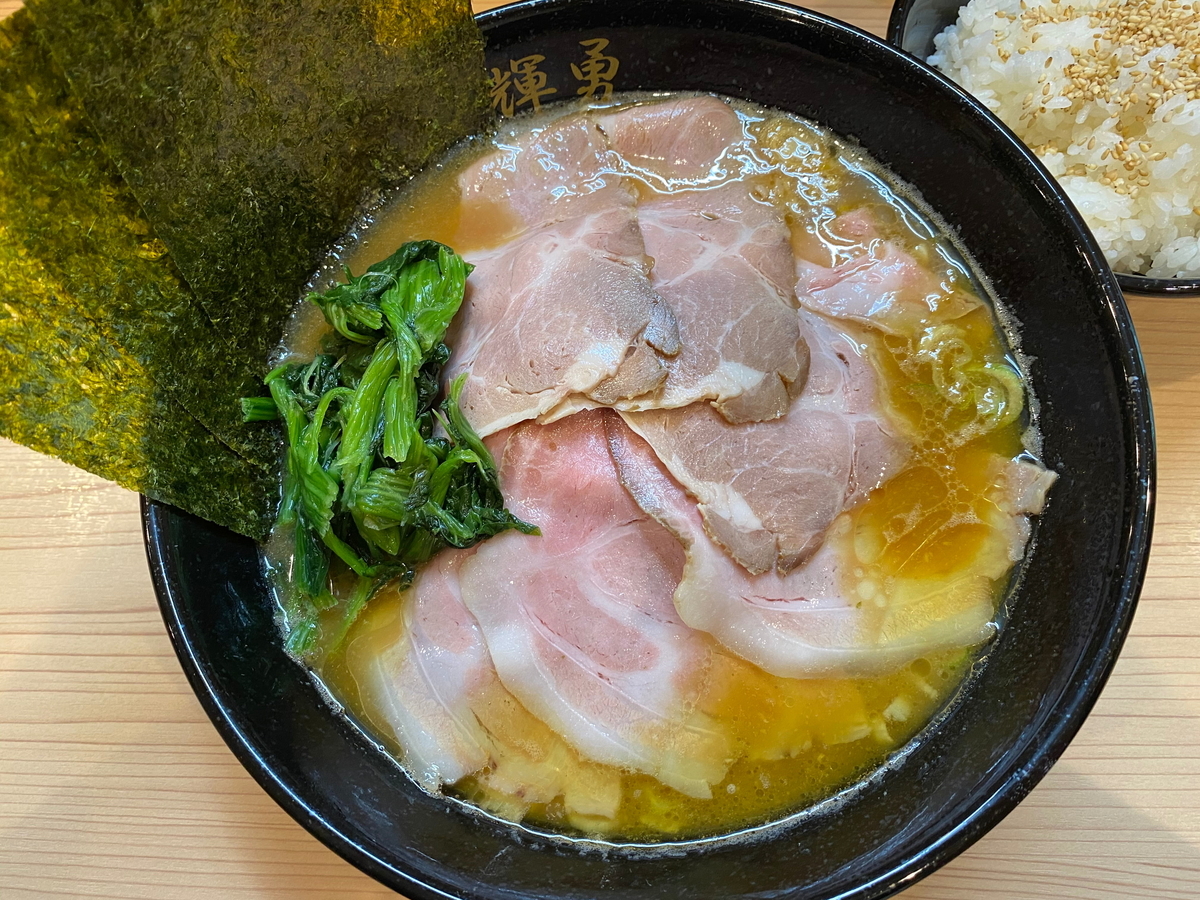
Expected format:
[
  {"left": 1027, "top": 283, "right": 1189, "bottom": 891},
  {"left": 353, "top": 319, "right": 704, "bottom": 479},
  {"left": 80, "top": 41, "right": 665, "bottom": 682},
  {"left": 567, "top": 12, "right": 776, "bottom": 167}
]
[
  {"left": 324, "top": 593, "right": 972, "bottom": 840},
  {"left": 293, "top": 94, "right": 1036, "bottom": 841}
]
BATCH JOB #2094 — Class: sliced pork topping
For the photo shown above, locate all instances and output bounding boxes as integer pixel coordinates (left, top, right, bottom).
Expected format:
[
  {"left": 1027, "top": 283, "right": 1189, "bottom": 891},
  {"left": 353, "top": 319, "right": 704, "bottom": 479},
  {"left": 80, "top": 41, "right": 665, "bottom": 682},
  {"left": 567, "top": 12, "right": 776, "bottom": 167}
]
[
  {"left": 458, "top": 410, "right": 731, "bottom": 799},
  {"left": 606, "top": 418, "right": 1001, "bottom": 678},
  {"left": 597, "top": 96, "right": 808, "bottom": 422},
  {"left": 797, "top": 243, "right": 942, "bottom": 328},
  {"left": 446, "top": 113, "right": 680, "bottom": 436},
  {"left": 620, "top": 182, "right": 808, "bottom": 422},
  {"left": 992, "top": 456, "right": 1059, "bottom": 563},
  {"left": 345, "top": 549, "right": 494, "bottom": 792},
  {"left": 596, "top": 94, "right": 743, "bottom": 184},
  {"left": 795, "top": 217, "right": 983, "bottom": 334},
  {"left": 620, "top": 310, "right": 907, "bottom": 576},
  {"left": 345, "top": 548, "right": 625, "bottom": 826}
]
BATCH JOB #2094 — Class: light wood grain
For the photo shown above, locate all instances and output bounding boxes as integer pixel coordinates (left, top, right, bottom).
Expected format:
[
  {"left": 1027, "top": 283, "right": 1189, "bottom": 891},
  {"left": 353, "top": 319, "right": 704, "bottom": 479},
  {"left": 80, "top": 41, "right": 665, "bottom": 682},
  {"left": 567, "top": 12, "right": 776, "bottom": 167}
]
[{"left": 2, "top": 0, "right": 1199, "bottom": 897}]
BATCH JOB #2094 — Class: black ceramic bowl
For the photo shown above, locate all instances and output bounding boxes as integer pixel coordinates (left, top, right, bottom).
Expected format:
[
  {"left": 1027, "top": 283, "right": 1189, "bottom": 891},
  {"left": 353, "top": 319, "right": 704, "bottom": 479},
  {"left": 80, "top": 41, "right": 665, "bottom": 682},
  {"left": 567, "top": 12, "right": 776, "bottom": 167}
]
[
  {"left": 887, "top": 0, "right": 1200, "bottom": 296},
  {"left": 143, "top": 0, "right": 1155, "bottom": 897}
]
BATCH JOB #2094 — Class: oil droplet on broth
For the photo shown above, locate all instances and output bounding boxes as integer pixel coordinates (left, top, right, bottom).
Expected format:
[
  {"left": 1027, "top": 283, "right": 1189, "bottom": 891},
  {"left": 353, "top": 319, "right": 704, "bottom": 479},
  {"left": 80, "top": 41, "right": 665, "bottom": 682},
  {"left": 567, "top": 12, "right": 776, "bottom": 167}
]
[{"left": 303, "top": 93, "right": 1036, "bottom": 842}]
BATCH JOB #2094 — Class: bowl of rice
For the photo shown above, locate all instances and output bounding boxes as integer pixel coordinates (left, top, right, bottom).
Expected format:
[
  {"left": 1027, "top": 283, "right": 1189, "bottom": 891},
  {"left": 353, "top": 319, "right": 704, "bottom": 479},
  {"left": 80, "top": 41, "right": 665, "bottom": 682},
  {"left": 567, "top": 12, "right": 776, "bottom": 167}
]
[{"left": 889, "top": 0, "right": 1200, "bottom": 294}]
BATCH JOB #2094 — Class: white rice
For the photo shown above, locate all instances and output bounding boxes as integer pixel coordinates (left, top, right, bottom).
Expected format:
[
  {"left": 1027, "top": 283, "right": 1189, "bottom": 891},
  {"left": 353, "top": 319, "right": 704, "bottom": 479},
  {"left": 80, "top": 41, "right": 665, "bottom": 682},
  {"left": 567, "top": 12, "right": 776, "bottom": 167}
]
[{"left": 930, "top": 0, "right": 1200, "bottom": 278}]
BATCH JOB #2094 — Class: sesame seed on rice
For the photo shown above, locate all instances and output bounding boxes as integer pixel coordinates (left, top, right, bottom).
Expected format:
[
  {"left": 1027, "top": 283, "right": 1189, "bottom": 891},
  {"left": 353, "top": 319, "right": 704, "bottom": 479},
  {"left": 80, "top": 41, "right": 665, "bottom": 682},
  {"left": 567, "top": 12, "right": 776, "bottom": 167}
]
[{"left": 931, "top": 0, "right": 1200, "bottom": 278}]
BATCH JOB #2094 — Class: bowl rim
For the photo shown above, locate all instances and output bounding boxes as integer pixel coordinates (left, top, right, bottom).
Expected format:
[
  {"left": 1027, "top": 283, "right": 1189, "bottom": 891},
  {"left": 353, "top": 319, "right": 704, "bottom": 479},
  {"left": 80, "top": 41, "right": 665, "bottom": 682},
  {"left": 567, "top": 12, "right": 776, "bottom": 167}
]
[
  {"left": 885, "top": 0, "right": 1200, "bottom": 297},
  {"left": 143, "top": 0, "right": 1157, "bottom": 897}
]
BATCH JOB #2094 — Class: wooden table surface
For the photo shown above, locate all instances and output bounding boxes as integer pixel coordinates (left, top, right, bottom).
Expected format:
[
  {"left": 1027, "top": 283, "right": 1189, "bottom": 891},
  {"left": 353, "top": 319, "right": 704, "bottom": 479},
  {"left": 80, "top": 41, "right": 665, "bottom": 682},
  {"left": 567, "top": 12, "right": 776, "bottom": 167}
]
[{"left": 3, "top": 0, "right": 1199, "bottom": 897}]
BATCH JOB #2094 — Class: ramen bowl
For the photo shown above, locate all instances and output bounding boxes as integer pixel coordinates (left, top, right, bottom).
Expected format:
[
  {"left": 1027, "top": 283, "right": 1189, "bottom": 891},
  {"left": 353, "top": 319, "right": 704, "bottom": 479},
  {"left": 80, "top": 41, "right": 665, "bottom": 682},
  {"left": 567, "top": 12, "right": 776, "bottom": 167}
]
[
  {"left": 143, "top": 0, "right": 1154, "bottom": 897},
  {"left": 887, "top": 0, "right": 1200, "bottom": 297}
]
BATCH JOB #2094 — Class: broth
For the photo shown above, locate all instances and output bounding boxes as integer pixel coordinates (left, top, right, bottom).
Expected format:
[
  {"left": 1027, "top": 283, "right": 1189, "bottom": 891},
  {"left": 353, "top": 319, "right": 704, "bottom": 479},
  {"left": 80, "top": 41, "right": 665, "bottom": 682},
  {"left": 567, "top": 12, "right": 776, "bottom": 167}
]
[{"left": 269, "top": 94, "right": 1046, "bottom": 842}]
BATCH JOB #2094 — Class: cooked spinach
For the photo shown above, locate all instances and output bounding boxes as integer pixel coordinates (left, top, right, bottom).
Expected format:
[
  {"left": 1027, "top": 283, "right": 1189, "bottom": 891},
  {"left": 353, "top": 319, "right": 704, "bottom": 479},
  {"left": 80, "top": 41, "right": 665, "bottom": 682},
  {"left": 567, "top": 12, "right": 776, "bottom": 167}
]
[{"left": 253, "top": 241, "right": 537, "bottom": 657}]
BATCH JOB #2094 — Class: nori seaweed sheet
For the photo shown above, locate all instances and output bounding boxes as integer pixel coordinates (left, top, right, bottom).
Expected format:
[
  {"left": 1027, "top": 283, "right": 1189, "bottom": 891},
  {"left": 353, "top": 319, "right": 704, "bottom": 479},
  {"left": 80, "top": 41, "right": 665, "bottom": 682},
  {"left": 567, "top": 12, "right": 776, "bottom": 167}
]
[
  {"left": 0, "top": 11, "right": 278, "bottom": 470},
  {"left": 28, "top": 0, "right": 493, "bottom": 366},
  {"left": 0, "top": 297, "right": 276, "bottom": 538},
  {"left": 0, "top": 199, "right": 276, "bottom": 538},
  {"left": 0, "top": 10, "right": 274, "bottom": 539},
  {"left": 0, "top": 297, "right": 276, "bottom": 539}
]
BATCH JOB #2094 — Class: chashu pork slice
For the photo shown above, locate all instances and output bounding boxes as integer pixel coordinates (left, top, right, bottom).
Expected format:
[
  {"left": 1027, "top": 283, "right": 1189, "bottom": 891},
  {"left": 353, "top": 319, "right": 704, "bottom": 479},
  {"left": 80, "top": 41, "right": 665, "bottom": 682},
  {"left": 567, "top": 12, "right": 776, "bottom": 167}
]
[
  {"left": 446, "top": 113, "right": 679, "bottom": 437},
  {"left": 795, "top": 210, "right": 982, "bottom": 334},
  {"left": 596, "top": 95, "right": 809, "bottom": 423},
  {"left": 595, "top": 93, "right": 740, "bottom": 185},
  {"left": 620, "top": 309, "right": 907, "bottom": 576},
  {"left": 345, "top": 546, "right": 626, "bottom": 825},
  {"left": 458, "top": 410, "right": 731, "bottom": 799},
  {"left": 605, "top": 416, "right": 1047, "bottom": 678},
  {"left": 348, "top": 548, "right": 493, "bottom": 791}
]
